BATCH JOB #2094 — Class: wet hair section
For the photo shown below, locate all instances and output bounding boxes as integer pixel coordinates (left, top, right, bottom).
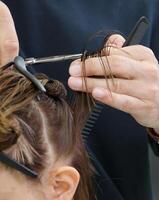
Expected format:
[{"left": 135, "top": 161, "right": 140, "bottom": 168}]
[
  {"left": 0, "top": 67, "right": 94, "bottom": 199},
  {"left": 0, "top": 16, "right": 149, "bottom": 199},
  {"left": 0, "top": 30, "right": 126, "bottom": 199}
]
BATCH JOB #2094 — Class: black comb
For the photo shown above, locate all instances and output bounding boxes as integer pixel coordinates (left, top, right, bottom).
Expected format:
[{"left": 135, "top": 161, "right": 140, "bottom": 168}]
[
  {"left": 0, "top": 56, "right": 46, "bottom": 93},
  {"left": 0, "top": 152, "right": 38, "bottom": 178},
  {"left": 82, "top": 16, "right": 149, "bottom": 139},
  {"left": 14, "top": 56, "right": 46, "bottom": 92}
]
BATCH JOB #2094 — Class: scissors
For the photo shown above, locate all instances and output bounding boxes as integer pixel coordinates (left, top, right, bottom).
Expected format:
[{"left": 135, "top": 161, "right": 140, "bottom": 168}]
[
  {"left": 0, "top": 16, "right": 150, "bottom": 178},
  {"left": 24, "top": 16, "right": 149, "bottom": 66},
  {"left": 1, "top": 16, "right": 149, "bottom": 93},
  {"left": 25, "top": 53, "right": 83, "bottom": 66}
]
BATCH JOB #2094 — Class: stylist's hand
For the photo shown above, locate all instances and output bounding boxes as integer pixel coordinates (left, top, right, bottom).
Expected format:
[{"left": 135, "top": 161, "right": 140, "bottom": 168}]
[
  {"left": 0, "top": 1, "right": 19, "bottom": 66},
  {"left": 68, "top": 34, "right": 159, "bottom": 133}
]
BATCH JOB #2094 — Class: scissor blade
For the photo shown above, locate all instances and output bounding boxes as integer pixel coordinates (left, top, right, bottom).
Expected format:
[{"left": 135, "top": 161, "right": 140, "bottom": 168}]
[
  {"left": 25, "top": 53, "right": 82, "bottom": 66},
  {"left": 25, "top": 16, "right": 149, "bottom": 66}
]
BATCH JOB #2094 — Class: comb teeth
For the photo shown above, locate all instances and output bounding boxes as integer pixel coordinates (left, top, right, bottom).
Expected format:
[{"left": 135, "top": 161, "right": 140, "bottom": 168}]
[
  {"left": 82, "top": 17, "right": 149, "bottom": 140},
  {"left": 82, "top": 102, "right": 103, "bottom": 138}
]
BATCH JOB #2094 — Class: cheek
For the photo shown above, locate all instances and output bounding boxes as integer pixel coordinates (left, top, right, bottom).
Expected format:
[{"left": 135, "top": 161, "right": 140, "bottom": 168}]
[
  {"left": 0, "top": 190, "right": 17, "bottom": 200},
  {"left": 0, "top": 181, "right": 31, "bottom": 200},
  {"left": 8, "top": 190, "right": 35, "bottom": 200},
  {"left": 0, "top": 172, "right": 45, "bottom": 200},
  {"left": 15, "top": 186, "right": 45, "bottom": 200},
  {"left": 13, "top": 187, "right": 37, "bottom": 200}
]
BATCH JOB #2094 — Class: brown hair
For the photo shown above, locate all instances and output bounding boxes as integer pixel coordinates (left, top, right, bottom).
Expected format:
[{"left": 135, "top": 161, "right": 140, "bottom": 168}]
[
  {"left": 0, "top": 69, "right": 95, "bottom": 200},
  {"left": 0, "top": 33, "right": 117, "bottom": 200}
]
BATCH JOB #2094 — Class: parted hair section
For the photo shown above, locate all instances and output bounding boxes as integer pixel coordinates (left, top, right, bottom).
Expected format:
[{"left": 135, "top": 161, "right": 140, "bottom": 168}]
[{"left": 0, "top": 70, "right": 94, "bottom": 200}]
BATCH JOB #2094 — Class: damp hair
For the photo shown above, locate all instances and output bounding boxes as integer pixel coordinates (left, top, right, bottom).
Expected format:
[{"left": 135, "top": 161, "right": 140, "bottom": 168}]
[
  {"left": 0, "top": 31, "right": 121, "bottom": 200},
  {"left": 79, "top": 30, "right": 131, "bottom": 104},
  {"left": 0, "top": 69, "right": 95, "bottom": 200},
  {"left": 77, "top": 31, "right": 120, "bottom": 109}
]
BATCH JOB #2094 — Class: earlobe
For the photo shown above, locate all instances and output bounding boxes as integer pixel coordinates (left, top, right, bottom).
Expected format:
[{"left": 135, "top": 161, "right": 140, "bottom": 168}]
[{"left": 48, "top": 166, "right": 80, "bottom": 200}]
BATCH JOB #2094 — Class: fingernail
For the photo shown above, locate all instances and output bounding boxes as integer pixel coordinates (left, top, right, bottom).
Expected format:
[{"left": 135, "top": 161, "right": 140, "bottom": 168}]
[
  {"left": 92, "top": 88, "right": 107, "bottom": 99},
  {"left": 107, "top": 43, "right": 117, "bottom": 47},
  {"left": 69, "top": 77, "right": 82, "bottom": 89},
  {"left": 69, "top": 61, "right": 81, "bottom": 76}
]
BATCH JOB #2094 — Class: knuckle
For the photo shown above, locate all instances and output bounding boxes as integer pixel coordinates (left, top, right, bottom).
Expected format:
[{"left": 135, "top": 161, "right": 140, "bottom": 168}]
[
  {"left": 87, "top": 57, "right": 105, "bottom": 75},
  {"left": 113, "top": 79, "right": 122, "bottom": 92},
  {"left": 144, "top": 63, "right": 159, "bottom": 80},
  {"left": 136, "top": 45, "right": 157, "bottom": 63},
  {"left": 150, "top": 85, "right": 159, "bottom": 99},
  {"left": 136, "top": 45, "right": 154, "bottom": 55},
  {"left": 85, "top": 58, "right": 96, "bottom": 75},
  {"left": 121, "top": 99, "right": 130, "bottom": 111},
  {"left": 144, "top": 47, "right": 154, "bottom": 56},
  {"left": 109, "top": 55, "right": 124, "bottom": 66}
]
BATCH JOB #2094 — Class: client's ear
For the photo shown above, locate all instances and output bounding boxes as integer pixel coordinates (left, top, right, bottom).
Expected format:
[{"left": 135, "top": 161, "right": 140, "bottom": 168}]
[{"left": 48, "top": 166, "right": 80, "bottom": 200}]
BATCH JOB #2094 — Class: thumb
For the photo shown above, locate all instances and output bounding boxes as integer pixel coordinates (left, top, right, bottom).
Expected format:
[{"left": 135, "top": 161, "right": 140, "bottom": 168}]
[
  {"left": 106, "top": 34, "right": 125, "bottom": 48},
  {"left": 0, "top": 1, "right": 19, "bottom": 66}
]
